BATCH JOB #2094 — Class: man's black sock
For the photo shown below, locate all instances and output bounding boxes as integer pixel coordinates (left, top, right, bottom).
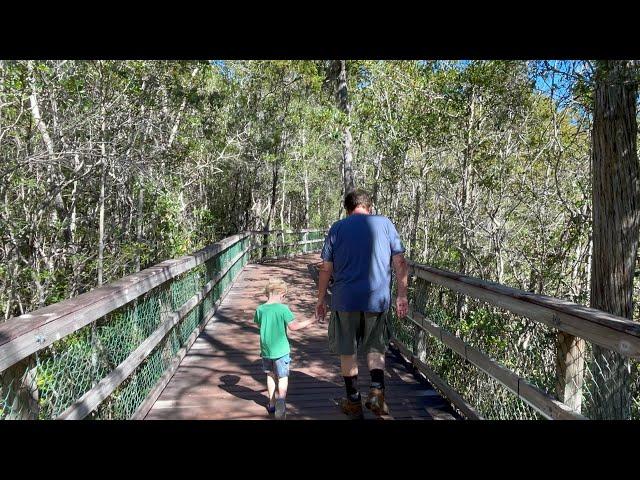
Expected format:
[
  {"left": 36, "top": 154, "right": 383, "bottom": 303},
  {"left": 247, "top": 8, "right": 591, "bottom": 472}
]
[
  {"left": 343, "top": 375, "right": 360, "bottom": 402},
  {"left": 370, "top": 369, "right": 385, "bottom": 390}
]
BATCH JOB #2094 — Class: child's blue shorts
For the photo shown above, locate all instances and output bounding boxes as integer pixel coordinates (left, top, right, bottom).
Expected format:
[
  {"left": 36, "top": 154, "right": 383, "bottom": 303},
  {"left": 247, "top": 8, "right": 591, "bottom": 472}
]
[{"left": 262, "top": 353, "right": 291, "bottom": 378}]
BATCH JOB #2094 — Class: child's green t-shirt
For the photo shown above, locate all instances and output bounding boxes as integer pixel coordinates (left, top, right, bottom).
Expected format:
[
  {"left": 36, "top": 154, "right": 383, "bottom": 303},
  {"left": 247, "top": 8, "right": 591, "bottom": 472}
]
[{"left": 254, "top": 302, "right": 295, "bottom": 359}]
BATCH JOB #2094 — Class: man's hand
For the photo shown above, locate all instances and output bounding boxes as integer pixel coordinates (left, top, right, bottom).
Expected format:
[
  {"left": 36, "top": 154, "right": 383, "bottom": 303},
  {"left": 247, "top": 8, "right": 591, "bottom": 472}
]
[
  {"left": 396, "top": 295, "right": 409, "bottom": 318},
  {"left": 315, "top": 301, "right": 327, "bottom": 323}
]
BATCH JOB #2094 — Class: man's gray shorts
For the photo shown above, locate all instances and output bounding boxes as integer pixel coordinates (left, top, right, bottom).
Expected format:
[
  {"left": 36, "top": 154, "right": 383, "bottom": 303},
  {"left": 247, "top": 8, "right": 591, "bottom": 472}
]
[{"left": 328, "top": 310, "right": 390, "bottom": 356}]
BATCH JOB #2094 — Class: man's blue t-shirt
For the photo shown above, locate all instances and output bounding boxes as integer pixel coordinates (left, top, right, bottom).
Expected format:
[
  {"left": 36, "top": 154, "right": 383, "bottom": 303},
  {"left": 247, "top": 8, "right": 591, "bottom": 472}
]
[{"left": 320, "top": 213, "right": 405, "bottom": 313}]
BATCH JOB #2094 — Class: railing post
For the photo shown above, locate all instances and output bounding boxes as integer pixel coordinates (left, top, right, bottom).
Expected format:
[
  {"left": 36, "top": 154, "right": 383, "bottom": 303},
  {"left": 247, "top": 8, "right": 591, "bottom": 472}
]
[
  {"left": 413, "top": 329, "right": 429, "bottom": 363},
  {"left": 0, "top": 357, "right": 39, "bottom": 419},
  {"left": 555, "top": 331, "right": 585, "bottom": 413},
  {"left": 247, "top": 232, "right": 254, "bottom": 262},
  {"left": 302, "top": 231, "right": 308, "bottom": 254}
]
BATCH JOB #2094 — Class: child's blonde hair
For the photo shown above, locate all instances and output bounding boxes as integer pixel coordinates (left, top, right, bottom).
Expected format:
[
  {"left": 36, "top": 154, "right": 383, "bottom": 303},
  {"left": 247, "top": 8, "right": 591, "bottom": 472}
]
[{"left": 264, "top": 278, "right": 288, "bottom": 297}]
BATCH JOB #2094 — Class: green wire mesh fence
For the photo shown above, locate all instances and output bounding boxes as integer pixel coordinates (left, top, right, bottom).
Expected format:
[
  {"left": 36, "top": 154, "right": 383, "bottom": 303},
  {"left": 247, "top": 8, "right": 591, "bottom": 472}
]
[{"left": 0, "top": 230, "right": 325, "bottom": 420}]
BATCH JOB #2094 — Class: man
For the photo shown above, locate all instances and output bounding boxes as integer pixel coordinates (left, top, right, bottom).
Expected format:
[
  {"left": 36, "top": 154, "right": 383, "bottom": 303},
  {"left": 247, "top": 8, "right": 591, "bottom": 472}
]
[{"left": 316, "top": 189, "right": 409, "bottom": 419}]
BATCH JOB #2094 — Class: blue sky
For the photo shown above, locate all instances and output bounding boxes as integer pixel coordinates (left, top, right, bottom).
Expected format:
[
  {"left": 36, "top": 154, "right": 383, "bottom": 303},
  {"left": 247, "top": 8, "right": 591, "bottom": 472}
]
[{"left": 533, "top": 60, "right": 578, "bottom": 97}]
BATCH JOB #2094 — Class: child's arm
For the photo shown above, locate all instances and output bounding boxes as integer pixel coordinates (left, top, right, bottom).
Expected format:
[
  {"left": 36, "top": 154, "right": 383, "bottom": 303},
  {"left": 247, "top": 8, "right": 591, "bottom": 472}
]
[{"left": 287, "top": 316, "right": 316, "bottom": 331}]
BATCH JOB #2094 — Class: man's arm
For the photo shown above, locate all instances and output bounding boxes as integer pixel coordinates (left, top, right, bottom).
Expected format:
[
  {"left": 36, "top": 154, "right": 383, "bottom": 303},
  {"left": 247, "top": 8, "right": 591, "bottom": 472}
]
[
  {"left": 392, "top": 253, "right": 409, "bottom": 318},
  {"left": 315, "top": 261, "right": 333, "bottom": 322}
]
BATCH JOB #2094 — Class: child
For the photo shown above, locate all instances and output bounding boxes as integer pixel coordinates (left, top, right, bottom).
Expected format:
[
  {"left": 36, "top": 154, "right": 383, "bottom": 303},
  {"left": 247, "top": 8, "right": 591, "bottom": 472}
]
[{"left": 254, "top": 278, "right": 315, "bottom": 419}]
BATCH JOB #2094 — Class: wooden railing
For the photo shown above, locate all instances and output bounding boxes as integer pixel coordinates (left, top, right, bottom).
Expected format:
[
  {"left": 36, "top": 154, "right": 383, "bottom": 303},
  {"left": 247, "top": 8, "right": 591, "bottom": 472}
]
[
  {"left": 0, "top": 234, "right": 248, "bottom": 374},
  {"left": 388, "top": 260, "right": 640, "bottom": 420},
  {"left": 0, "top": 229, "right": 325, "bottom": 420}
]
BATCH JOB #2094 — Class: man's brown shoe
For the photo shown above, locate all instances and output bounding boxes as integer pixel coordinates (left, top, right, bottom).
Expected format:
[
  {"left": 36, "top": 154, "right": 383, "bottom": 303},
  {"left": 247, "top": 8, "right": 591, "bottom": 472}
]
[
  {"left": 365, "top": 388, "right": 389, "bottom": 416},
  {"left": 335, "top": 397, "right": 364, "bottom": 419}
]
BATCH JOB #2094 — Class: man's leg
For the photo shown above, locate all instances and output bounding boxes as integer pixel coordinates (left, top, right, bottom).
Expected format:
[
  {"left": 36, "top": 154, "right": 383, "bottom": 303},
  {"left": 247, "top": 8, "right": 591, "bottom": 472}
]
[
  {"left": 338, "top": 311, "right": 360, "bottom": 401},
  {"left": 341, "top": 353, "right": 359, "bottom": 402},
  {"left": 341, "top": 354, "right": 358, "bottom": 377},
  {"left": 363, "top": 313, "right": 390, "bottom": 415},
  {"left": 367, "top": 352, "right": 385, "bottom": 388},
  {"left": 334, "top": 312, "right": 364, "bottom": 418}
]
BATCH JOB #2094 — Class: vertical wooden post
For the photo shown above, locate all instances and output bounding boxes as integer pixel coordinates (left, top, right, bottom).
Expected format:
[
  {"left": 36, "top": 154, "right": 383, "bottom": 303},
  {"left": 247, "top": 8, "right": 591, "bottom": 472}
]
[
  {"left": 1, "top": 358, "right": 39, "bottom": 419},
  {"left": 555, "top": 331, "right": 585, "bottom": 413},
  {"left": 302, "top": 231, "right": 308, "bottom": 254},
  {"left": 413, "top": 329, "right": 429, "bottom": 363}
]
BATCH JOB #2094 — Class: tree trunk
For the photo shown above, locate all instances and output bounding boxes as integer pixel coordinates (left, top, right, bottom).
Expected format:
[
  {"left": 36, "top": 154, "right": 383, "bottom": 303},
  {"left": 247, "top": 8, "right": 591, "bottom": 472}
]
[
  {"left": 333, "top": 60, "right": 355, "bottom": 195},
  {"left": 167, "top": 66, "right": 199, "bottom": 150},
  {"left": 262, "top": 158, "right": 280, "bottom": 258},
  {"left": 135, "top": 185, "right": 144, "bottom": 272},
  {"left": 410, "top": 181, "right": 421, "bottom": 258},
  {"left": 280, "top": 168, "right": 286, "bottom": 231},
  {"left": 589, "top": 60, "right": 639, "bottom": 419},
  {"left": 304, "top": 167, "right": 310, "bottom": 229},
  {"left": 97, "top": 73, "right": 107, "bottom": 287},
  {"left": 372, "top": 153, "right": 382, "bottom": 212},
  {"left": 27, "top": 61, "right": 66, "bottom": 227},
  {"left": 303, "top": 130, "right": 310, "bottom": 229},
  {"left": 422, "top": 216, "right": 429, "bottom": 260},
  {"left": 456, "top": 86, "right": 477, "bottom": 320},
  {"left": 98, "top": 157, "right": 106, "bottom": 286}
]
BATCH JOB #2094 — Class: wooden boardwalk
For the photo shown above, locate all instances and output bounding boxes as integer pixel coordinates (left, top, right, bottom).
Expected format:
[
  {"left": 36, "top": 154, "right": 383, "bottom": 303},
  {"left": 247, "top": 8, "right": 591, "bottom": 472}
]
[{"left": 146, "top": 253, "right": 459, "bottom": 420}]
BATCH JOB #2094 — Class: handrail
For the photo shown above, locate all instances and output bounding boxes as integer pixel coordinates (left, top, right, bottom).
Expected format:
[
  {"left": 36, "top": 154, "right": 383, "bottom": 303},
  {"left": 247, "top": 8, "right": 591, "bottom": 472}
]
[
  {"left": 0, "top": 233, "right": 250, "bottom": 372},
  {"left": 407, "top": 260, "right": 640, "bottom": 358},
  {"left": 56, "top": 245, "right": 250, "bottom": 420},
  {"left": 398, "top": 308, "right": 587, "bottom": 420},
  {"left": 398, "top": 259, "right": 640, "bottom": 420}
]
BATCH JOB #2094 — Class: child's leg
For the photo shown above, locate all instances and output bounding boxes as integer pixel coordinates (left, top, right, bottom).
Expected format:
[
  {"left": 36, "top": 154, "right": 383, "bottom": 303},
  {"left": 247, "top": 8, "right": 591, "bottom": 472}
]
[
  {"left": 273, "top": 355, "right": 290, "bottom": 419},
  {"left": 275, "top": 354, "right": 291, "bottom": 400},
  {"left": 266, "top": 372, "right": 278, "bottom": 406},
  {"left": 277, "top": 376, "right": 289, "bottom": 400}
]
